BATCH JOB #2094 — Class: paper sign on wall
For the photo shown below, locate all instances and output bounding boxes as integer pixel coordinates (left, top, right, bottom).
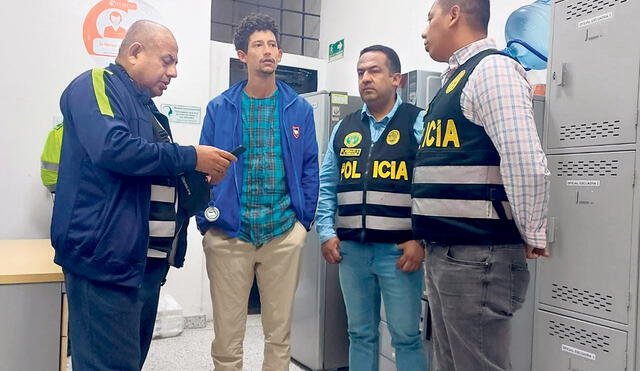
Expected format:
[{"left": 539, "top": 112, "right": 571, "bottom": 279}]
[{"left": 161, "top": 104, "right": 201, "bottom": 125}]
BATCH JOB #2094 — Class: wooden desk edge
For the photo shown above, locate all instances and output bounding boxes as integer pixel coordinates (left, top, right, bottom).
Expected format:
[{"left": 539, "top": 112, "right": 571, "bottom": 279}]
[{"left": 0, "top": 272, "right": 64, "bottom": 285}]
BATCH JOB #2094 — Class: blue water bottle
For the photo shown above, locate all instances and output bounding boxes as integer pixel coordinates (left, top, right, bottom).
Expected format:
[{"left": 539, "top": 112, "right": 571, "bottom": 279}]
[{"left": 504, "top": 0, "right": 551, "bottom": 70}]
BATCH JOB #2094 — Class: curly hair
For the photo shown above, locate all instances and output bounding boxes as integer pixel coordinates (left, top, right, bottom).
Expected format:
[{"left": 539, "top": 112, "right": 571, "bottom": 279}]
[{"left": 233, "top": 13, "right": 280, "bottom": 52}]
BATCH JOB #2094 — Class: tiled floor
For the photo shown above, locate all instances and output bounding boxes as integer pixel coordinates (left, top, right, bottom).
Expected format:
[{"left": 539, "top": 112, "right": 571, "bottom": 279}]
[{"left": 68, "top": 314, "right": 307, "bottom": 371}]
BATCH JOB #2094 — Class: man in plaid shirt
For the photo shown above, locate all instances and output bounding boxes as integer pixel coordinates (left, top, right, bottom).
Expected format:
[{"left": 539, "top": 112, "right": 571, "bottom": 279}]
[
  {"left": 412, "top": 1, "right": 550, "bottom": 370},
  {"left": 197, "top": 14, "right": 319, "bottom": 371}
]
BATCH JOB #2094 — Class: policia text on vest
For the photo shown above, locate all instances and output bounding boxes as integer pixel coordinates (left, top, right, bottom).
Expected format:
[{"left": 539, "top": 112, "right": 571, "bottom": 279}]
[
  {"left": 334, "top": 103, "right": 423, "bottom": 244},
  {"left": 412, "top": 49, "right": 523, "bottom": 245}
]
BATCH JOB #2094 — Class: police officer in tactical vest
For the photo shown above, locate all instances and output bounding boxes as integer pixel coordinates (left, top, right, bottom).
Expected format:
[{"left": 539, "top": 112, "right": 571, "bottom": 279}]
[
  {"left": 316, "top": 45, "right": 428, "bottom": 371},
  {"left": 412, "top": 1, "right": 550, "bottom": 370}
]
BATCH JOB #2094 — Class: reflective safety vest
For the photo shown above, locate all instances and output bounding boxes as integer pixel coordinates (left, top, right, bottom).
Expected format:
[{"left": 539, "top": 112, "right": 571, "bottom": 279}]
[
  {"left": 334, "top": 103, "right": 422, "bottom": 244},
  {"left": 40, "top": 123, "right": 64, "bottom": 193},
  {"left": 148, "top": 112, "right": 178, "bottom": 255},
  {"left": 411, "top": 49, "right": 524, "bottom": 245}
]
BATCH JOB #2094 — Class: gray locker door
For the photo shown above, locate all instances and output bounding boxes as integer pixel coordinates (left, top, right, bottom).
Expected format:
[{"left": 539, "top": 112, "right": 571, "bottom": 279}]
[
  {"left": 305, "top": 92, "right": 330, "bottom": 160},
  {"left": 546, "top": 0, "right": 639, "bottom": 149},
  {"left": 538, "top": 151, "right": 635, "bottom": 324},
  {"left": 533, "top": 310, "right": 627, "bottom": 371}
]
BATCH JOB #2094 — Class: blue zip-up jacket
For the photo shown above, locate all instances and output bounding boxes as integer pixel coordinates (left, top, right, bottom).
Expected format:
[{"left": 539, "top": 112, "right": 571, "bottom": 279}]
[
  {"left": 196, "top": 80, "right": 319, "bottom": 236},
  {"left": 51, "top": 64, "right": 197, "bottom": 287}
]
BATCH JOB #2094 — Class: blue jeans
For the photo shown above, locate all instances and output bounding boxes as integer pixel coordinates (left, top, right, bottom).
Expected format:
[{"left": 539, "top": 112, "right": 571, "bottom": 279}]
[{"left": 339, "top": 241, "right": 428, "bottom": 371}]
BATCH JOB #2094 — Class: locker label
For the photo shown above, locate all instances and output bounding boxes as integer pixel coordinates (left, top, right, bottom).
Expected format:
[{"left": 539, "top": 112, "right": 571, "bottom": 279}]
[
  {"left": 578, "top": 12, "right": 613, "bottom": 28},
  {"left": 566, "top": 180, "right": 600, "bottom": 187},
  {"left": 561, "top": 344, "right": 596, "bottom": 361}
]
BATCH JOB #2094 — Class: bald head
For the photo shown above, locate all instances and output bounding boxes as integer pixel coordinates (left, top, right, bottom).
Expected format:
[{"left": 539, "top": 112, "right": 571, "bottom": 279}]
[
  {"left": 116, "top": 20, "right": 175, "bottom": 61},
  {"left": 115, "top": 20, "right": 178, "bottom": 97}
]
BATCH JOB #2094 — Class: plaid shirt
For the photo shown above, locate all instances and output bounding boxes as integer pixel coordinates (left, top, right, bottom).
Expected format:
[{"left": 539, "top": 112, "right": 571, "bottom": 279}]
[
  {"left": 239, "top": 90, "right": 296, "bottom": 246},
  {"left": 442, "top": 38, "right": 550, "bottom": 248}
]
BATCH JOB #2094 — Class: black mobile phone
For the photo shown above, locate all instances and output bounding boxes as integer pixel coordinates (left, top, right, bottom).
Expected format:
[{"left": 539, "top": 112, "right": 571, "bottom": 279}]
[{"left": 230, "top": 145, "right": 247, "bottom": 157}]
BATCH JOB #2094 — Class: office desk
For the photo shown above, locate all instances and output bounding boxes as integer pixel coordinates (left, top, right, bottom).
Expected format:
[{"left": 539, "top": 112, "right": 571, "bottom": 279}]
[{"left": 0, "top": 239, "right": 67, "bottom": 371}]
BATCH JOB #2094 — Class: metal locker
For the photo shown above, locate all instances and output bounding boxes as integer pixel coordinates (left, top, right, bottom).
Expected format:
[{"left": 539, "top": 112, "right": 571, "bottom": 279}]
[
  {"left": 533, "top": 310, "right": 627, "bottom": 371},
  {"left": 538, "top": 151, "right": 635, "bottom": 324},
  {"left": 545, "top": 0, "right": 639, "bottom": 150},
  {"left": 291, "top": 91, "right": 362, "bottom": 371},
  {"left": 534, "top": 0, "right": 640, "bottom": 370}
]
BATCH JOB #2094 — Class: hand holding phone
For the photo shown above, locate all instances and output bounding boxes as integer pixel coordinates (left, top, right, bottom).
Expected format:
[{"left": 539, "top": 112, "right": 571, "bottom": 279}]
[{"left": 230, "top": 145, "right": 247, "bottom": 157}]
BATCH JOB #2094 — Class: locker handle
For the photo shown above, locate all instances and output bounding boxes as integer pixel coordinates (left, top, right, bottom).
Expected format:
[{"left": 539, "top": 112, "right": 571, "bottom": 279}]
[
  {"left": 552, "top": 63, "right": 566, "bottom": 87},
  {"left": 547, "top": 216, "right": 556, "bottom": 245}
]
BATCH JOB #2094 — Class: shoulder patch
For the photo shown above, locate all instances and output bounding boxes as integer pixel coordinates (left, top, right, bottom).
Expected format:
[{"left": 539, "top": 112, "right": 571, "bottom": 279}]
[
  {"left": 446, "top": 70, "right": 466, "bottom": 94},
  {"left": 344, "top": 132, "right": 362, "bottom": 148}
]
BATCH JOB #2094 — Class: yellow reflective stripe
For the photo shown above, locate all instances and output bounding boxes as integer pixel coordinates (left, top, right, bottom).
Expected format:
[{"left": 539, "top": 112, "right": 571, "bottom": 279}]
[
  {"left": 91, "top": 68, "right": 114, "bottom": 118},
  {"left": 41, "top": 169, "right": 58, "bottom": 186}
]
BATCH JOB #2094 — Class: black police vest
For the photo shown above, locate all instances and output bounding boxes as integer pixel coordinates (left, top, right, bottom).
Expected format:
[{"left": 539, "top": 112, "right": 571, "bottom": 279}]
[
  {"left": 411, "top": 49, "right": 524, "bottom": 245},
  {"left": 148, "top": 111, "right": 178, "bottom": 253},
  {"left": 334, "top": 103, "right": 422, "bottom": 244}
]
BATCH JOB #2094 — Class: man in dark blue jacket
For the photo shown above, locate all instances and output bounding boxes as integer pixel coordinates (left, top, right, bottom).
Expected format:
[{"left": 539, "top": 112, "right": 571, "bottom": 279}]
[
  {"left": 197, "top": 14, "right": 319, "bottom": 371},
  {"left": 52, "top": 20, "right": 236, "bottom": 371}
]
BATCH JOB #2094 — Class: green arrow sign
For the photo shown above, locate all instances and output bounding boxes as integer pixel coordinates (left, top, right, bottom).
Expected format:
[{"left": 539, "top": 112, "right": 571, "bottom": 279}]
[{"left": 329, "top": 39, "right": 344, "bottom": 62}]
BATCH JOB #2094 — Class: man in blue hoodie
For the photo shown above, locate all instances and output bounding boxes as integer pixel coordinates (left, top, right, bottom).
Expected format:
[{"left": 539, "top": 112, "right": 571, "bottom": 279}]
[{"left": 197, "top": 13, "right": 319, "bottom": 371}]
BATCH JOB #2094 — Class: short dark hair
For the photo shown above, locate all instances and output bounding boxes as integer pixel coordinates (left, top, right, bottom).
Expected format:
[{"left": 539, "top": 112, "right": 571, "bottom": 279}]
[
  {"left": 438, "top": 0, "right": 490, "bottom": 33},
  {"left": 359, "top": 45, "right": 401, "bottom": 74},
  {"left": 233, "top": 13, "right": 280, "bottom": 52}
]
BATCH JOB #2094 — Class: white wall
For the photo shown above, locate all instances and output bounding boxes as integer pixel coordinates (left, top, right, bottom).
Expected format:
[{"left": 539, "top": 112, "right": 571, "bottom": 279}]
[
  {"left": 1, "top": 0, "right": 95, "bottom": 240},
  {"left": 319, "top": 0, "right": 533, "bottom": 96}
]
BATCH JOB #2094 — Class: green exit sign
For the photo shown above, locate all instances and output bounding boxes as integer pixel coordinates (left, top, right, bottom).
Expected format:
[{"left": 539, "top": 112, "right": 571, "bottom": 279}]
[{"left": 329, "top": 39, "right": 344, "bottom": 62}]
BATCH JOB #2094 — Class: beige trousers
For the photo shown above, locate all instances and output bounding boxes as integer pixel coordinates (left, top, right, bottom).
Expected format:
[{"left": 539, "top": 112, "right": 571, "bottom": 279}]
[{"left": 203, "top": 222, "right": 307, "bottom": 371}]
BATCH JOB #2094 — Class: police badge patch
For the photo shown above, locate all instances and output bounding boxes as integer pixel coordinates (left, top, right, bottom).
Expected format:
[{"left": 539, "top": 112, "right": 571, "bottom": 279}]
[
  {"left": 344, "top": 132, "right": 362, "bottom": 148},
  {"left": 386, "top": 129, "right": 400, "bottom": 145}
]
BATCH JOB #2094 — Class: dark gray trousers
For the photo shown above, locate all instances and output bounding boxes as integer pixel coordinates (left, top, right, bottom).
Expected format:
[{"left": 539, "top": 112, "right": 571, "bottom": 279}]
[{"left": 426, "top": 244, "right": 529, "bottom": 371}]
